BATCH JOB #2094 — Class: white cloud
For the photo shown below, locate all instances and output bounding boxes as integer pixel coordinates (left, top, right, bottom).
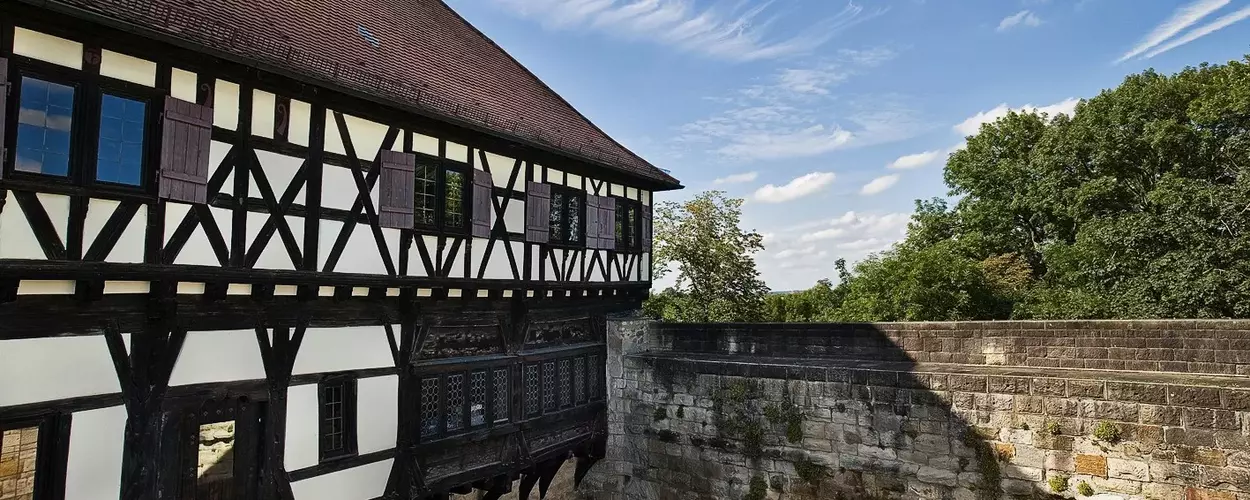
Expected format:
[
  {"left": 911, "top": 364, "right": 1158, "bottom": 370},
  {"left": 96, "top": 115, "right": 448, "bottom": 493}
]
[
  {"left": 888, "top": 150, "right": 942, "bottom": 170},
  {"left": 1116, "top": 0, "right": 1229, "bottom": 62},
  {"left": 759, "top": 211, "right": 912, "bottom": 289},
  {"left": 712, "top": 171, "right": 759, "bottom": 185},
  {"left": 837, "top": 238, "right": 890, "bottom": 251},
  {"left": 754, "top": 172, "right": 837, "bottom": 203},
  {"left": 1143, "top": 5, "right": 1250, "bottom": 59},
  {"left": 860, "top": 174, "right": 901, "bottom": 195},
  {"left": 800, "top": 227, "right": 847, "bottom": 243},
  {"left": 492, "top": 0, "right": 883, "bottom": 62},
  {"left": 996, "top": 10, "right": 1042, "bottom": 32},
  {"left": 954, "top": 97, "right": 1079, "bottom": 136}
]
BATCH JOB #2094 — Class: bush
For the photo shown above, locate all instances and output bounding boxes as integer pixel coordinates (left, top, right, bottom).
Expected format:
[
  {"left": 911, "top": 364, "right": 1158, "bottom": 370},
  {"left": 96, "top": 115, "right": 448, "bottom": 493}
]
[
  {"left": 1076, "top": 481, "right": 1094, "bottom": 496},
  {"left": 744, "top": 476, "right": 767, "bottom": 500},
  {"left": 1093, "top": 421, "right": 1121, "bottom": 443},
  {"left": 1048, "top": 473, "right": 1069, "bottom": 493}
]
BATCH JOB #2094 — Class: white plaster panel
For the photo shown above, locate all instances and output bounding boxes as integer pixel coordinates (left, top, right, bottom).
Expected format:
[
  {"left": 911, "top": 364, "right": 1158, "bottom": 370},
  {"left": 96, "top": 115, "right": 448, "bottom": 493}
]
[
  {"left": 344, "top": 114, "right": 387, "bottom": 160},
  {"left": 214, "top": 80, "right": 240, "bottom": 131},
  {"left": 503, "top": 198, "right": 524, "bottom": 234},
  {"left": 483, "top": 152, "right": 517, "bottom": 190},
  {"left": 285, "top": 384, "right": 320, "bottom": 471},
  {"left": 547, "top": 168, "right": 564, "bottom": 185},
  {"left": 531, "top": 165, "right": 542, "bottom": 183},
  {"left": 171, "top": 68, "right": 198, "bottom": 102},
  {"left": 292, "top": 326, "right": 393, "bottom": 375},
  {"left": 413, "top": 133, "right": 439, "bottom": 156},
  {"left": 567, "top": 173, "right": 583, "bottom": 190},
  {"left": 589, "top": 250, "right": 605, "bottom": 282},
  {"left": 17, "top": 280, "right": 74, "bottom": 295},
  {"left": 642, "top": 190, "right": 652, "bottom": 206},
  {"left": 169, "top": 330, "right": 265, "bottom": 386},
  {"left": 290, "top": 459, "right": 392, "bottom": 500},
  {"left": 333, "top": 226, "right": 389, "bottom": 275},
  {"left": 100, "top": 50, "right": 156, "bottom": 87},
  {"left": 585, "top": 178, "right": 602, "bottom": 196},
  {"left": 444, "top": 141, "right": 468, "bottom": 163},
  {"left": 0, "top": 193, "right": 46, "bottom": 259},
  {"left": 254, "top": 150, "right": 308, "bottom": 204},
  {"left": 479, "top": 239, "right": 514, "bottom": 280},
  {"left": 641, "top": 252, "right": 652, "bottom": 281},
  {"left": 108, "top": 205, "right": 147, "bottom": 264},
  {"left": 320, "top": 167, "right": 366, "bottom": 211},
  {"left": 252, "top": 90, "right": 276, "bottom": 140},
  {"left": 405, "top": 237, "right": 430, "bottom": 277},
  {"left": 316, "top": 220, "right": 342, "bottom": 271},
  {"left": 0, "top": 335, "right": 125, "bottom": 407},
  {"left": 289, "top": 99, "right": 312, "bottom": 147},
  {"left": 103, "top": 281, "right": 149, "bottom": 294},
  {"left": 65, "top": 406, "right": 126, "bottom": 500},
  {"left": 210, "top": 140, "right": 234, "bottom": 195},
  {"left": 531, "top": 244, "right": 542, "bottom": 281},
  {"left": 324, "top": 112, "right": 345, "bottom": 155},
  {"left": 610, "top": 183, "right": 625, "bottom": 197},
  {"left": 626, "top": 187, "right": 639, "bottom": 200},
  {"left": 13, "top": 28, "right": 82, "bottom": 69},
  {"left": 38, "top": 193, "right": 70, "bottom": 244},
  {"left": 168, "top": 206, "right": 232, "bottom": 267},
  {"left": 357, "top": 376, "right": 398, "bottom": 455},
  {"left": 83, "top": 199, "right": 119, "bottom": 254},
  {"left": 440, "top": 238, "right": 463, "bottom": 279}
]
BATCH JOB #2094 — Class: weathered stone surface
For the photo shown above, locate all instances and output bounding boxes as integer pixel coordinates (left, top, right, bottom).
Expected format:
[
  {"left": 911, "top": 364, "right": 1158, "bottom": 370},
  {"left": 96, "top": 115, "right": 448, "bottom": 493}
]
[{"left": 1076, "top": 454, "right": 1109, "bottom": 477}]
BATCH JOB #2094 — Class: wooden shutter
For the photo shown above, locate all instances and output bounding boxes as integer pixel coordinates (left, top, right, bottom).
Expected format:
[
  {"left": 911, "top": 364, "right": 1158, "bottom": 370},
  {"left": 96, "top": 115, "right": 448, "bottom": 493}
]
[
  {"left": 641, "top": 204, "right": 652, "bottom": 252},
  {"left": 525, "top": 182, "right": 551, "bottom": 243},
  {"left": 0, "top": 58, "right": 8, "bottom": 180},
  {"left": 600, "top": 196, "right": 617, "bottom": 250},
  {"left": 158, "top": 96, "right": 214, "bottom": 203},
  {"left": 378, "top": 150, "right": 417, "bottom": 229},
  {"left": 471, "top": 169, "right": 493, "bottom": 238},
  {"left": 584, "top": 195, "right": 601, "bottom": 249}
]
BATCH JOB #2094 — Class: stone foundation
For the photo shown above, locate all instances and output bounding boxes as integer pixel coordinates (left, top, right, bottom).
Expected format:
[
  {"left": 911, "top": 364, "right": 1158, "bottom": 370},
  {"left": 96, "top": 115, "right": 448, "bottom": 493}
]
[{"left": 579, "top": 320, "right": 1250, "bottom": 500}]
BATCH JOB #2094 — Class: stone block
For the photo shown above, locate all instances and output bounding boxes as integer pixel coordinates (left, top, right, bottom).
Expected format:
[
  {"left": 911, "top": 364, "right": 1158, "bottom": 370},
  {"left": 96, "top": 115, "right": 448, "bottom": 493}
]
[
  {"left": 1169, "top": 386, "right": 1223, "bottom": 409},
  {"left": 913, "top": 434, "right": 950, "bottom": 456},
  {"left": 916, "top": 466, "right": 958, "bottom": 487},
  {"left": 1184, "top": 487, "right": 1235, "bottom": 500},
  {"left": 1068, "top": 380, "right": 1106, "bottom": 398},
  {"left": 1046, "top": 451, "right": 1075, "bottom": 471},
  {"left": 1032, "top": 378, "right": 1067, "bottom": 396},
  {"left": 1175, "top": 446, "right": 1225, "bottom": 467},
  {"left": 1011, "top": 445, "right": 1046, "bottom": 469},
  {"left": 1076, "top": 454, "right": 1108, "bottom": 477},
  {"left": 1141, "top": 405, "right": 1183, "bottom": 425},
  {"left": 948, "top": 375, "right": 987, "bottom": 393},
  {"left": 1141, "top": 483, "right": 1185, "bottom": 500},
  {"left": 1107, "top": 382, "right": 1169, "bottom": 404},
  {"left": 1107, "top": 458, "right": 1150, "bottom": 481}
]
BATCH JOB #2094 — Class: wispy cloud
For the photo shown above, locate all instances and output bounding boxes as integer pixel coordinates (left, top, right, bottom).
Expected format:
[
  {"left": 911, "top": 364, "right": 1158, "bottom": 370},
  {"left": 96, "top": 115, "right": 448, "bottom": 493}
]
[
  {"left": 1115, "top": 0, "right": 1229, "bottom": 62},
  {"left": 712, "top": 171, "right": 759, "bottom": 185},
  {"left": 754, "top": 172, "right": 837, "bottom": 203},
  {"left": 492, "top": 0, "right": 884, "bottom": 62},
  {"left": 755, "top": 210, "right": 909, "bottom": 288},
  {"left": 997, "top": 10, "right": 1042, "bottom": 32},
  {"left": 860, "top": 174, "right": 900, "bottom": 195},
  {"left": 888, "top": 150, "right": 943, "bottom": 170},
  {"left": 1143, "top": 4, "right": 1250, "bottom": 59},
  {"left": 954, "top": 97, "right": 1079, "bottom": 136}
]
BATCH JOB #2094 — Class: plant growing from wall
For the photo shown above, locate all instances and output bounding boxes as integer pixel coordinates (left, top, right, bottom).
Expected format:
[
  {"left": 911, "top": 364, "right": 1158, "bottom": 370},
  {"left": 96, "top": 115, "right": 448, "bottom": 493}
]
[
  {"left": 961, "top": 429, "right": 1003, "bottom": 500},
  {"left": 1092, "top": 421, "right": 1121, "bottom": 443},
  {"left": 676, "top": 406, "right": 685, "bottom": 419},
  {"left": 1048, "top": 473, "right": 1069, "bottom": 493},
  {"left": 793, "top": 455, "right": 829, "bottom": 486},
  {"left": 713, "top": 380, "right": 768, "bottom": 459},
  {"left": 764, "top": 387, "right": 805, "bottom": 444},
  {"left": 653, "top": 407, "right": 668, "bottom": 422},
  {"left": 1045, "top": 421, "right": 1062, "bottom": 436},
  {"left": 1076, "top": 481, "right": 1094, "bottom": 496}
]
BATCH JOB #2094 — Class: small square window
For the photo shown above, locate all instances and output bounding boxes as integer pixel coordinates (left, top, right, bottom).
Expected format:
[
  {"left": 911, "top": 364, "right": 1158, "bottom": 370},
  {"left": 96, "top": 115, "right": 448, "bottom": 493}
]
[
  {"left": 411, "top": 159, "right": 469, "bottom": 234},
  {"left": 15, "top": 76, "right": 74, "bottom": 177},
  {"left": 615, "top": 198, "right": 642, "bottom": 252},
  {"left": 95, "top": 93, "right": 147, "bottom": 186},
  {"left": 318, "top": 377, "right": 357, "bottom": 462}
]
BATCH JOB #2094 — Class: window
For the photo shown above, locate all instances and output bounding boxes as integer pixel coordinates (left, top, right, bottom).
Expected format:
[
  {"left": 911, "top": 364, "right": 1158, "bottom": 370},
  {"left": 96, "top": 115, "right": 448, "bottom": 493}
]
[
  {"left": 445, "top": 374, "right": 465, "bottom": 433},
  {"left": 412, "top": 158, "right": 469, "bottom": 233},
  {"left": 548, "top": 186, "right": 583, "bottom": 246},
  {"left": 469, "top": 371, "right": 486, "bottom": 427},
  {"left": 493, "top": 369, "right": 509, "bottom": 423},
  {"left": 95, "top": 93, "right": 146, "bottom": 186},
  {"left": 15, "top": 76, "right": 74, "bottom": 177},
  {"left": 420, "top": 378, "right": 439, "bottom": 439},
  {"left": 615, "top": 198, "right": 641, "bottom": 252},
  {"left": 318, "top": 377, "right": 357, "bottom": 462}
]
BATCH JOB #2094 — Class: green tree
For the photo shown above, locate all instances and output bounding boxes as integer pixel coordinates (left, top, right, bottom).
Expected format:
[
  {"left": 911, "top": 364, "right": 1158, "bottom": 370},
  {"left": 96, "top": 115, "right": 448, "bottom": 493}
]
[{"left": 645, "top": 191, "right": 770, "bottom": 322}]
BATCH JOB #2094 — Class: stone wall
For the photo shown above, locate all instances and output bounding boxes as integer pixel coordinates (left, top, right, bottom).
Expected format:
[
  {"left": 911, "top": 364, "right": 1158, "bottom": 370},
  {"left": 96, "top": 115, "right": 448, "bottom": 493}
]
[{"left": 579, "top": 320, "right": 1250, "bottom": 500}]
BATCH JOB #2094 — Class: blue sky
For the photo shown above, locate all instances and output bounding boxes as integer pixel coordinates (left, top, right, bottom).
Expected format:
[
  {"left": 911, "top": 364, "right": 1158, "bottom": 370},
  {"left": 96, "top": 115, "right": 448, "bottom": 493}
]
[{"left": 447, "top": 0, "right": 1250, "bottom": 291}]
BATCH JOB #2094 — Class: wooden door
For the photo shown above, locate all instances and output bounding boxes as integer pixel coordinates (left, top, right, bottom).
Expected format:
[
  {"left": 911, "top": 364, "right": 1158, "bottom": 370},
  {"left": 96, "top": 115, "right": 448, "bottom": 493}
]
[{"left": 180, "top": 397, "right": 265, "bottom": 500}]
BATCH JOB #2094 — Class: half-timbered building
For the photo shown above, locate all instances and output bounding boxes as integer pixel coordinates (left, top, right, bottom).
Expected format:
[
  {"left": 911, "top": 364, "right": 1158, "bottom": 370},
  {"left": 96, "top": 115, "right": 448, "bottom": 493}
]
[{"left": 0, "top": 0, "right": 681, "bottom": 498}]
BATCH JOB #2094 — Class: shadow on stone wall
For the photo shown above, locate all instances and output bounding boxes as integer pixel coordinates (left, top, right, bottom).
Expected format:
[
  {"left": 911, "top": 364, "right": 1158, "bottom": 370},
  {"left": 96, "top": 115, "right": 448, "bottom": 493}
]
[{"left": 577, "top": 319, "right": 1250, "bottom": 500}]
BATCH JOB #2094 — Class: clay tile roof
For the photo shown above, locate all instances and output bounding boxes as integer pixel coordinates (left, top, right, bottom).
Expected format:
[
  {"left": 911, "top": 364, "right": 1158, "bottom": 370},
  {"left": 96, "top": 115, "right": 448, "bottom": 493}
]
[{"left": 49, "top": 0, "right": 682, "bottom": 189}]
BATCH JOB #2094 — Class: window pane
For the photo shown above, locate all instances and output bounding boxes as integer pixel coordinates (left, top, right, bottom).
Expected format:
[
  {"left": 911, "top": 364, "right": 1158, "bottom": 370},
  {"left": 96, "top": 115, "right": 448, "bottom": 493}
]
[
  {"left": 549, "top": 191, "right": 564, "bottom": 242},
  {"left": 615, "top": 200, "right": 626, "bottom": 246},
  {"left": 96, "top": 94, "right": 146, "bottom": 186},
  {"left": 415, "top": 163, "right": 437, "bottom": 227},
  {"left": 470, "top": 371, "right": 486, "bottom": 427},
  {"left": 628, "top": 205, "right": 639, "bottom": 249},
  {"left": 0, "top": 426, "right": 40, "bottom": 500},
  {"left": 493, "top": 369, "right": 509, "bottom": 423},
  {"left": 420, "top": 378, "right": 439, "bottom": 438},
  {"left": 446, "top": 374, "right": 464, "bottom": 432},
  {"left": 321, "top": 383, "right": 345, "bottom": 455},
  {"left": 16, "top": 76, "right": 74, "bottom": 177},
  {"left": 444, "top": 169, "right": 464, "bottom": 229},
  {"left": 567, "top": 196, "right": 581, "bottom": 243}
]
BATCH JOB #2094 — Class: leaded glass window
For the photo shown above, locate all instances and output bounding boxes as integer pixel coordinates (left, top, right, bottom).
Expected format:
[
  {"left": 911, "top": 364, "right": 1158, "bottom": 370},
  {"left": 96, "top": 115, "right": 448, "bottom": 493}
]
[
  {"left": 558, "top": 359, "right": 571, "bottom": 408},
  {"left": 574, "top": 357, "right": 586, "bottom": 404},
  {"left": 525, "top": 364, "right": 540, "bottom": 416},
  {"left": 470, "top": 371, "right": 486, "bottom": 427},
  {"left": 541, "top": 362, "right": 556, "bottom": 413},
  {"left": 446, "top": 374, "right": 464, "bottom": 432},
  {"left": 493, "top": 369, "right": 509, "bottom": 423},
  {"left": 420, "top": 378, "right": 439, "bottom": 438}
]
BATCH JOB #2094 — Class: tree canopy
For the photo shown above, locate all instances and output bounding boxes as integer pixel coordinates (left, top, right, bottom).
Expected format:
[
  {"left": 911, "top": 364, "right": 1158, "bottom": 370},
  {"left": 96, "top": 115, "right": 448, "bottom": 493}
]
[{"left": 764, "top": 56, "right": 1250, "bottom": 321}]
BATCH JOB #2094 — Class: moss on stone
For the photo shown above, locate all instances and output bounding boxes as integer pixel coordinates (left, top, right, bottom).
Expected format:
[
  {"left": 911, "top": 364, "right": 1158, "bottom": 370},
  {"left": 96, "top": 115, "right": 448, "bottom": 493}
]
[
  {"left": 675, "top": 406, "right": 685, "bottom": 419},
  {"left": 653, "top": 407, "right": 668, "bottom": 422},
  {"left": 656, "top": 429, "right": 680, "bottom": 443},
  {"left": 1048, "top": 473, "right": 1069, "bottom": 493},
  {"left": 793, "top": 456, "right": 828, "bottom": 486},
  {"left": 1076, "top": 481, "right": 1094, "bottom": 496},
  {"left": 744, "top": 475, "right": 767, "bottom": 500},
  {"left": 1045, "top": 421, "right": 1062, "bottom": 436}
]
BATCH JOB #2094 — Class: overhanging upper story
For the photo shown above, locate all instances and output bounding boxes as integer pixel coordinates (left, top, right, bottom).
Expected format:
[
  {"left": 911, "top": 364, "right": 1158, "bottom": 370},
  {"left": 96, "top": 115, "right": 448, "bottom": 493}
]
[{"left": 0, "top": 0, "right": 681, "bottom": 303}]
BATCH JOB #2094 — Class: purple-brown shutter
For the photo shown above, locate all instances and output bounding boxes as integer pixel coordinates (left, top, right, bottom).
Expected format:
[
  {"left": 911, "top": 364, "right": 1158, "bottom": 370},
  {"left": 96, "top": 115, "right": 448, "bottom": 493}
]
[
  {"left": 525, "top": 182, "right": 551, "bottom": 243},
  {"left": 378, "top": 150, "right": 416, "bottom": 229},
  {"left": 641, "top": 204, "right": 652, "bottom": 252},
  {"left": 158, "top": 96, "right": 214, "bottom": 204},
  {"left": 600, "top": 196, "right": 617, "bottom": 250},
  {"left": 584, "top": 195, "right": 601, "bottom": 249},
  {"left": 471, "top": 169, "right": 493, "bottom": 238},
  {"left": 0, "top": 58, "right": 8, "bottom": 181}
]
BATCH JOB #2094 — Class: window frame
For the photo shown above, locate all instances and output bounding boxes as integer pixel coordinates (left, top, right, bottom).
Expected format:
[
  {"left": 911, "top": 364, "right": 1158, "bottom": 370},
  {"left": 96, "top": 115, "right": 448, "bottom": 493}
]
[
  {"left": 317, "top": 375, "right": 359, "bottom": 464},
  {"left": 614, "top": 196, "right": 642, "bottom": 253},
  {"left": 411, "top": 152, "right": 471, "bottom": 236},
  {"left": 547, "top": 184, "right": 585, "bottom": 248},
  {"left": 0, "top": 413, "right": 70, "bottom": 500},
  {"left": 2, "top": 53, "right": 159, "bottom": 196}
]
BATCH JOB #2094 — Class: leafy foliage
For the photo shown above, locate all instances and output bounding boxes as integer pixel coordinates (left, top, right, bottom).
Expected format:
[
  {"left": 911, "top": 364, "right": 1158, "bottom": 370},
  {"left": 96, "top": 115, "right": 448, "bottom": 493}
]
[
  {"left": 645, "top": 191, "right": 770, "bottom": 322},
  {"left": 764, "top": 56, "right": 1250, "bottom": 321}
]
